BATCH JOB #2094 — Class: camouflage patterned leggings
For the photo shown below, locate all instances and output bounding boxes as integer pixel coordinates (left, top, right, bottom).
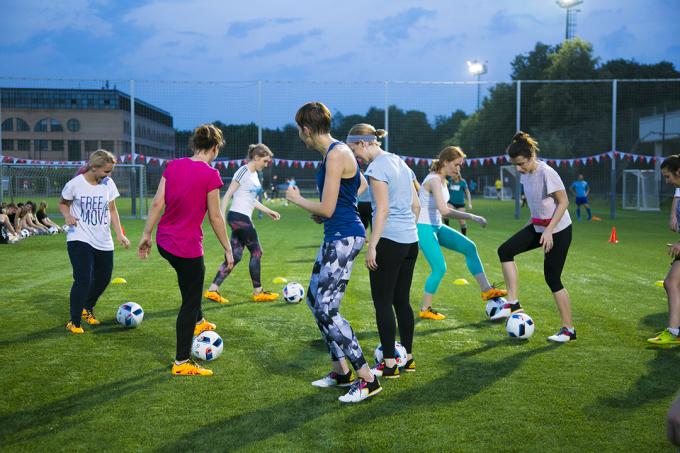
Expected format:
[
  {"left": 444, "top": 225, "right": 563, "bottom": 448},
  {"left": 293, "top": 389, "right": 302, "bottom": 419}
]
[
  {"left": 211, "top": 211, "right": 262, "bottom": 288},
  {"left": 307, "top": 236, "right": 367, "bottom": 370}
]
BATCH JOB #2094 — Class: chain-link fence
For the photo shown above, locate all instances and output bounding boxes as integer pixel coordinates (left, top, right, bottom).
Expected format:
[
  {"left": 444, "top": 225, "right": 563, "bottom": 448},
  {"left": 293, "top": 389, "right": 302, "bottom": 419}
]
[{"left": 1, "top": 77, "right": 679, "bottom": 218}]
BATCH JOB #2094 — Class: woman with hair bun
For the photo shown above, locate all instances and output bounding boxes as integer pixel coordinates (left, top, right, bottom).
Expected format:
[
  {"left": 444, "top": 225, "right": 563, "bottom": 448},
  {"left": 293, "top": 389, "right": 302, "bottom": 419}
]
[
  {"left": 204, "top": 143, "right": 281, "bottom": 304},
  {"left": 138, "top": 124, "right": 234, "bottom": 376},
  {"left": 346, "top": 123, "right": 420, "bottom": 378},
  {"left": 417, "top": 146, "right": 507, "bottom": 321},
  {"left": 59, "top": 149, "right": 130, "bottom": 334},
  {"left": 497, "top": 131, "right": 575, "bottom": 343}
]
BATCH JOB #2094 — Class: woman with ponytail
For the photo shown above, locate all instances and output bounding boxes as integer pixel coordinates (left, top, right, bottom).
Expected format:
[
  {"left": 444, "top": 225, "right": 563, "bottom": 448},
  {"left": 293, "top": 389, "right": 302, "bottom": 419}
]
[
  {"left": 346, "top": 123, "right": 420, "bottom": 378},
  {"left": 204, "top": 143, "right": 281, "bottom": 304},
  {"left": 497, "top": 131, "right": 576, "bottom": 343},
  {"left": 138, "top": 124, "right": 234, "bottom": 376},
  {"left": 417, "top": 146, "right": 507, "bottom": 321},
  {"left": 59, "top": 149, "right": 130, "bottom": 334}
]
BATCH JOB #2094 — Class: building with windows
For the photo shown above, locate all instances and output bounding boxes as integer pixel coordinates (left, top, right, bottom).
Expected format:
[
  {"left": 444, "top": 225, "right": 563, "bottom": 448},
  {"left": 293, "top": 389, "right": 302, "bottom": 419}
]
[{"left": 0, "top": 87, "right": 175, "bottom": 161}]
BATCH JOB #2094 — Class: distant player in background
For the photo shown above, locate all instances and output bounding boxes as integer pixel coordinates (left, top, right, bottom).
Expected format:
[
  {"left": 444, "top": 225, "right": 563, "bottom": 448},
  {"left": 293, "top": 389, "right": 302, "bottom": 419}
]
[
  {"left": 286, "top": 102, "right": 381, "bottom": 403},
  {"left": 204, "top": 144, "right": 281, "bottom": 304},
  {"left": 36, "top": 201, "right": 61, "bottom": 231},
  {"left": 138, "top": 124, "right": 234, "bottom": 376},
  {"left": 445, "top": 168, "right": 472, "bottom": 235},
  {"left": 648, "top": 155, "right": 680, "bottom": 346},
  {"left": 346, "top": 123, "right": 420, "bottom": 378},
  {"left": 417, "top": 146, "right": 507, "bottom": 321},
  {"left": 59, "top": 149, "right": 130, "bottom": 334},
  {"left": 495, "top": 178, "right": 502, "bottom": 199},
  {"left": 570, "top": 174, "right": 591, "bottom": 221},
  {"left": 498, "top": 132, "right": 575, "bottom": 343}
]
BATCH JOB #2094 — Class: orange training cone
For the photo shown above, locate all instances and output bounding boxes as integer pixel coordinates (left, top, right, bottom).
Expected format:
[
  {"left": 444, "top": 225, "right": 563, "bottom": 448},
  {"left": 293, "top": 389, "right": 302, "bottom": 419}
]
[{"left": 608, "top": 227, "right": 619, "bottom": 243}]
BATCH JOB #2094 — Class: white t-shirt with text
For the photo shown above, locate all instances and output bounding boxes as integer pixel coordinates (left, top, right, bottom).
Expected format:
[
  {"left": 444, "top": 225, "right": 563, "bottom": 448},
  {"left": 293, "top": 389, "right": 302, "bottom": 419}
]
[
  {"left": 62, "top": 174, "right": 120, "bottom": 251},
  {"left": 229, "top": 165, "right": 261, "bottom": 218}
]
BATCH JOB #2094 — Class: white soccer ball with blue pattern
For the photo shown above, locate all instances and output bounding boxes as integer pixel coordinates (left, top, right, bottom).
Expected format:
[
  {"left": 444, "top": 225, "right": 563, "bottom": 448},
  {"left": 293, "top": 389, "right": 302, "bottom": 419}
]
[
  {"left": 20, "top": 229, "right": 30, "bottom": 238},
  {"left": 62, "top": 224, "right": 70, "bottom": 233},
  {"left": 116, "top": 302, "right": 144, "bottom": 328},
  {"left": 505, "top": 312, "right": 535, "bottom": 339},
  {"left": 283, "top": 282, "right": 305, "bottom": 304},
  {"left": 192, "top": 331, "right": 223, "bottom": 361},
  {"left": 374, "top": 341, "right": 408, "bottom": 366}
]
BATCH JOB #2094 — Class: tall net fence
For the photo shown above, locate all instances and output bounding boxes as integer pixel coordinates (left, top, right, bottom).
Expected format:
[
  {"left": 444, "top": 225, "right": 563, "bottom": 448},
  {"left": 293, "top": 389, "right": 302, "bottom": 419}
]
[
  {"left": 1, "top": 77, "right": 680, "bottom": 216},
  {"left": 0, "top": 164, "right": 146, "bottom": 218}
]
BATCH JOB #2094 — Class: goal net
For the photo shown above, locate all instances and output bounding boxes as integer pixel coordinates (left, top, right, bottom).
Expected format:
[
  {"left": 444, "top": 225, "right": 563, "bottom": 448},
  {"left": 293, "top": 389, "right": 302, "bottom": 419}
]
[
  {"left": 0, "top": 164, "right": 147, "bottom": 218},
  {"left": 622, "top": 169, "right": 659, "bottom": 211}
]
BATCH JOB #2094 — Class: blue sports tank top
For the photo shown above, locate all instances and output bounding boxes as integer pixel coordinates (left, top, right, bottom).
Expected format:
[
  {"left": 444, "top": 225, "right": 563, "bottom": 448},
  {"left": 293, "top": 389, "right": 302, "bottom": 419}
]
[{"left": 316, "top": 141, "right": 366, "bottom": 241}]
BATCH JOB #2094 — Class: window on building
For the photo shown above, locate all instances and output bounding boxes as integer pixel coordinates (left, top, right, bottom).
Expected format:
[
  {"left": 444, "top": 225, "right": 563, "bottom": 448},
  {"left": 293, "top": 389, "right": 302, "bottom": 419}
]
[
  {"left": 2, "top": 139, "right": 14, "bottom": 151},
  {"left": 50, "top": 119, "right": 63, "bottom": 132},
  {"left": 35, "top": 139, "right": 49, "bottom": 151},
  {"left": 17, "top": 139, "right": 30, "bottom": 151},
  {"left": 67, "top": 118, "right": 80, "bottom": 132},
  {"left": 16, "top": 118, "right": 29, "bottom": 131},
  {"left": 101, "top": 140, "right": 114, "bottom": 152},
  {"left": 68, "top": 140, "right": 81, "bottom": 161},
  {"left": 2, "top": 118, "right": 13, "bottom": 131},
  {"left": 51, "top": 140, "right": 65, "bottom": 152},
  {"left": 84, "top": 140, "right": 99, "bottom": 152},
  {"left": 35, "top": 118, "right": 48, "bottom": 132}
]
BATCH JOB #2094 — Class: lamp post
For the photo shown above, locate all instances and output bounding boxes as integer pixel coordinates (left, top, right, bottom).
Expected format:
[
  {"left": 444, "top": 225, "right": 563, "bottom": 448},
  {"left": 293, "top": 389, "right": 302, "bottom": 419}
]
[
  {"left": 556, "top": 0, "right": 583, "bottom": 40},
  {"left": 467, "top": 60, "right": 487, "bottom": 110}
]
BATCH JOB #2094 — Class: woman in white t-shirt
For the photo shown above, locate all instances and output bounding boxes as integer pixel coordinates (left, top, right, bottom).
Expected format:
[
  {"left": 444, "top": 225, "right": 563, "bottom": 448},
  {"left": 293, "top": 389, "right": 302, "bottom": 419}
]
[
  {"left": 498, "top": 132, "right": 575, "bottom": 343},
  {"left": 204, "top": 144, "right": 281, "bottom": 304},
  {"left": 58, "top": 150, "right": 130, "bottom": 334}
]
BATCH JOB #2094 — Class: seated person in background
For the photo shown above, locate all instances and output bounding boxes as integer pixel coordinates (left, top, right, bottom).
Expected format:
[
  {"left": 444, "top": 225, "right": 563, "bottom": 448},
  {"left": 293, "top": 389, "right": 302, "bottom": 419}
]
[
  {"left": 36, "top": 201, "right": 61, "bottom": 231},
  {"left": 0, "top": 207, "right": 18, "bottom": 243}
]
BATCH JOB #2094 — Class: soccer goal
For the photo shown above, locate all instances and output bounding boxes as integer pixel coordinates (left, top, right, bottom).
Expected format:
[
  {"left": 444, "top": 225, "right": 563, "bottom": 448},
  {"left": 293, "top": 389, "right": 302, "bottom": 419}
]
[
  {"left": 622, "top": 169, "right": 659, "bottom": 211},
  {"left": 0, "top": 163, "right": 148, "bottom": 218}
]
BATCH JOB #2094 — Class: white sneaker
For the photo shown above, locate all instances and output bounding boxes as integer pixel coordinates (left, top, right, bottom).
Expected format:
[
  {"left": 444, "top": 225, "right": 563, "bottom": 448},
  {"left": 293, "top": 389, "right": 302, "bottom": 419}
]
[
  {"left": 547, "top": 327, "right": 577, "bottom": 343},
  {"left": 311, "top": 371, "right": 353, "bottom": 388},
  {"left": 338, "top": 378, "right": 382, "bottom": 403},
  {"left": 489, "top": 300, "right": 521, "bottom": 321}
]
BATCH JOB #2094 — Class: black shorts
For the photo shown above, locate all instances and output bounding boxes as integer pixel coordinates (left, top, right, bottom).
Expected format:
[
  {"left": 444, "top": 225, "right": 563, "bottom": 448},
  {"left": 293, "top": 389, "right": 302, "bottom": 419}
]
[{"left": 451, "top": 203, "right": 465, "bottom": 209}]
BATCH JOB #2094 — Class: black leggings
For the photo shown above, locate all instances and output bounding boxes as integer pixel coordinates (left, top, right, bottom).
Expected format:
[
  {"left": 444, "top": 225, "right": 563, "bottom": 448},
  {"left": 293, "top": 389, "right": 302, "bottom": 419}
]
[
  {"left": 212, "top": 211, "right": 262, "bottom": 288},
  {"left": 497, "top": 224, "right": 572, "bottom": 293},
  {"left": 67, "top": 241, "right": 113, "bottom": 326},
  {"left": 158, "top": 245, "right": 205, "bottom": 361},
  {"left": 369, "top": 238, "right": 419, "bottom": 358}
]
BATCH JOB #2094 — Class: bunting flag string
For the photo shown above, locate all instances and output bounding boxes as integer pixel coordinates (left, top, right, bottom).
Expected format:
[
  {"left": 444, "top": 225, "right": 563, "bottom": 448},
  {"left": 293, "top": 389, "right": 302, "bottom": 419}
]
[{"left": 0, "top": 151, "right": 664, "bottom": 169}]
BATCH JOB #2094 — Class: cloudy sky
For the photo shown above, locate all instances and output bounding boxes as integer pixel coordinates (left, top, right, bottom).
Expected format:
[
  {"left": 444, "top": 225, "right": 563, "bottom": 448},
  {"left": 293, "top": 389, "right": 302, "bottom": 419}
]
[{"left": 1, "top": 0, "right": 679, "bottom": 128}]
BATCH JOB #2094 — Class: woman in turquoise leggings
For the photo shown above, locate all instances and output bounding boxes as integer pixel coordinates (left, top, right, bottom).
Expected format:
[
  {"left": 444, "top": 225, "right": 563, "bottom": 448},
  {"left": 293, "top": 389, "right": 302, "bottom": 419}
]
[{"left": 417, "top": 146, "right": 507, "bottom": 321}]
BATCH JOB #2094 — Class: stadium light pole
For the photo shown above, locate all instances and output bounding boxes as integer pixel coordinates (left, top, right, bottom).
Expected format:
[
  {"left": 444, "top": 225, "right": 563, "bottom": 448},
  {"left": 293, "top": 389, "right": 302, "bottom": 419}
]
[
  {"left": 556, "top": 0, "right": 583, "bottom": 40},
  {"left": 467, "top": 60, "right": 487, "bottom": 110}
]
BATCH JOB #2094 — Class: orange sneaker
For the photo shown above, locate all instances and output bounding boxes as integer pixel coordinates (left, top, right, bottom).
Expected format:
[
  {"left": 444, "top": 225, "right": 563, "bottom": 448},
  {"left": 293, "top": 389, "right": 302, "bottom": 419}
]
[
  {"left": 481, "top": 286, "right": 508, "bottom": 301},
  {"left": 252, "top": 290, "right": 279, "bottom": 302},
  {"left": 171, "top": 360, "right": 213, "bottom": 376},
  {"left": 194, "top": 319, "right": 216, "bottom": 336},
  {"left": 419, "top": 307, "right": 446, "bottom": 320},
  {"left": 82, "top": 309, "right": 101, "bottom": 325},
  {"left": 66, "top": 321, "right": 84, "bottom": 334},
  {"left": 204, "top": 290, "right": 229, "bottom": 304}
]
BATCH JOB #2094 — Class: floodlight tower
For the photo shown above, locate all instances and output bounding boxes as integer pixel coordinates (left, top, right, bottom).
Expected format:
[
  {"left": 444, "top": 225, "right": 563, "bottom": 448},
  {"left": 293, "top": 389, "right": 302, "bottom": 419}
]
[
  {"left": 556, "top": 0, "right": 583, "bottom": 40},
  {"left": 467, "top": 60, "right": 487, "bottom": 110}
]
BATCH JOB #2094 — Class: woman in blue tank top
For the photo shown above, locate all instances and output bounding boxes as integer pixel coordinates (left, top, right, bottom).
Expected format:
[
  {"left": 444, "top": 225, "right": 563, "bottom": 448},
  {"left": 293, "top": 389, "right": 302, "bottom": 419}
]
[{"left": 286, "top": 102, "right": 381, "bottom": 403}]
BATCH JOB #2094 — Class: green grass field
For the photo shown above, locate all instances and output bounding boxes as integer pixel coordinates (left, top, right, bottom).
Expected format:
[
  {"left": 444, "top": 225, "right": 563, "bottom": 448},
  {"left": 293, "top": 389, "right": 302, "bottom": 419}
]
[{"left": 1, "top": 199, "right": 678, "bottom": 452}]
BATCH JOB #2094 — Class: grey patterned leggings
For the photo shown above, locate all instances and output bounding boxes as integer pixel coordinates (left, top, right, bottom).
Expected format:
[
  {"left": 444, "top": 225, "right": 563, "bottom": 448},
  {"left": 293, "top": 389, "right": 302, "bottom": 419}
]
[{"left": 307, "top": 236, "right": 367, "bottom": 370}]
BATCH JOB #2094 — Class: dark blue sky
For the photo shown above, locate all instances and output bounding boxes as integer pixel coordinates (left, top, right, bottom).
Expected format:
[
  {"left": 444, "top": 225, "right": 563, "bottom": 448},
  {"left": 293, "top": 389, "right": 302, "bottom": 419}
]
[{"left": 2, "top": 0, "right": 679, "bottom": 128}]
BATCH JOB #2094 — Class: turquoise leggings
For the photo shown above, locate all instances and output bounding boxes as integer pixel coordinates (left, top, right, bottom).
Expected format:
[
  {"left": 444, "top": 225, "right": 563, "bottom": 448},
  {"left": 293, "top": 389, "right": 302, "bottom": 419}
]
[{"left": 417, "top": 223, "right": 484, "bottom": 294}]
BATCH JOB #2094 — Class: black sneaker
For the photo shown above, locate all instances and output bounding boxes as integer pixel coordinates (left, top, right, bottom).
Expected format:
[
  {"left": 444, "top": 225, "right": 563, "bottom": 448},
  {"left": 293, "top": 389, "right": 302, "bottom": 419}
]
[
  {"left": 399, "top": 359, "right": 416, "bottom": 373},
  {"left": 371, "top": 361, "right": 400, "bottom": 379}
]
